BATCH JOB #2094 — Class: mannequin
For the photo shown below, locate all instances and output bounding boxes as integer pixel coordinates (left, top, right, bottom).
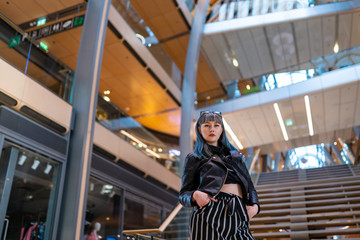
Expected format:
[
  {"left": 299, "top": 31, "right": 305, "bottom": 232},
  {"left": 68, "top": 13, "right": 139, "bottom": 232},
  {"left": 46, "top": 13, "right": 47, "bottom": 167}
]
[{"left": 86, "top": 222, "right": 101, "bottom": 240}]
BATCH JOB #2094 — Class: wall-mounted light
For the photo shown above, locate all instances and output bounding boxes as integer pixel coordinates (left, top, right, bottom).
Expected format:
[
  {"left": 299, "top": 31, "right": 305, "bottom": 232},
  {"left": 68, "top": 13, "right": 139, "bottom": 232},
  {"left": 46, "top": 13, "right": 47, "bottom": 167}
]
[
  {"left": 120, "top": 130, "right": 147, "bottom": 148},
  {"left": 31, "top": 159, "right": 40, "bottom": 170},
  {"left": 273, "top": 103, "right": 289, "bottom": 141},
  {"left": 44, "top": 163, "right": 52, "bottom": 174},
  {"left": 304, "top": 95, "right": 314, "bottom": 136},
  {"left": 103, "top": 96, "right": 110, "bottom": 102},
  {"left": 103, "top": 90, "right": 110, "bottom": 95},
  {"left": 333, "top": 41, "right": 339, "bottom": 53},
  {"left": 146, "top": 148, "right": 160, "bottom": 158},
  {"left": 18, "top": 153, "right": 27, "bottom": 166},
  {"left": 232, "top": 58, "right": 239, "bottom": 67},
  {"left": 246, "top": 85, "right": 251, "bottom": 90}
]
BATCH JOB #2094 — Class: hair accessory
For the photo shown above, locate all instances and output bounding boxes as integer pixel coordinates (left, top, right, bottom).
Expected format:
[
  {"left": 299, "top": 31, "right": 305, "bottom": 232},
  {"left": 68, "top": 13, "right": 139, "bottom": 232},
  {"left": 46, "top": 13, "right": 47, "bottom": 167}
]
[{"left": 200, "top": 111, "right": 222, "bottom": 117}]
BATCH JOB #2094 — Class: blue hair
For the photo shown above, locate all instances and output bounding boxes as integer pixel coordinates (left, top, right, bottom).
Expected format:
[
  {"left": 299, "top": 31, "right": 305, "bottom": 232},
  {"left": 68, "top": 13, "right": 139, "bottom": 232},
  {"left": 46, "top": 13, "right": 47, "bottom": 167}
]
[{"left": 193, "top": 112, "right": 237, "bottom": 158}]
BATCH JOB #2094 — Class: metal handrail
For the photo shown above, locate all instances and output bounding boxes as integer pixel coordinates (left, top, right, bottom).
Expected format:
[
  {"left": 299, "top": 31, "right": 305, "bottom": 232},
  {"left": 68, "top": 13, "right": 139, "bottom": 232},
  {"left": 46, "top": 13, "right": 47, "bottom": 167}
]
[{"left": 122, "top": 203, "right": 183, "bottom": 235}]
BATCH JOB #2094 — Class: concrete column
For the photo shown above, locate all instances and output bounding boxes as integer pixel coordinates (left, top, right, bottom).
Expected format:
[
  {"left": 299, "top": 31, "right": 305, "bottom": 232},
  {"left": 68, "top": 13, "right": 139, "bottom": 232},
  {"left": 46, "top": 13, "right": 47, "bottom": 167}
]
[
  {"left": 57, "top": 0, "right": 110, "bottom": 239},
  {"left": 179, "top": 0, "right": 210, "bottom": 172}
]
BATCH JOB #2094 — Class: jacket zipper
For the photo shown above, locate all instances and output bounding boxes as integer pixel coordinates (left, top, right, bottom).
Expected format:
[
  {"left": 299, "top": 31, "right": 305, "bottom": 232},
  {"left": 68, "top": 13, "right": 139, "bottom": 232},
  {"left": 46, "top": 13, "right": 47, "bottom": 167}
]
[{"left": 212, "top": 158, "right": 228, "bottom": 198}]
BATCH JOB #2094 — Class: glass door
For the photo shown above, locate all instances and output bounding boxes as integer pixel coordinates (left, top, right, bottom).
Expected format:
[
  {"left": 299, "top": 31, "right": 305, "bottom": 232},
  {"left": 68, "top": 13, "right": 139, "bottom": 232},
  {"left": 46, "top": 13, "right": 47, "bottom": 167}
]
[{"left": 0, "top": 141, "right": 61, "bottom": 240}]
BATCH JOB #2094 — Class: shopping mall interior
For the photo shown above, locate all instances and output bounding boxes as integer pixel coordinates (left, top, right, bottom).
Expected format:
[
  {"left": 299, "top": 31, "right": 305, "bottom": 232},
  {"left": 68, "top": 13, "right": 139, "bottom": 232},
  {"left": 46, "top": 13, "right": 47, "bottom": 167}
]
[{"left": 0, "top": 0, "right": 359, "bottom": 239}]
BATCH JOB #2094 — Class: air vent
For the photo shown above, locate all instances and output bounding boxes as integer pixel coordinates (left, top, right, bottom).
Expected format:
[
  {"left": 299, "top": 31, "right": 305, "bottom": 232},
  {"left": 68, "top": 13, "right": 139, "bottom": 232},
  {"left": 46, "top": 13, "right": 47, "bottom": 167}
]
[
  {"left": 93, "top": 144, "right": 116, "bottom": 161},
  {"left": 20, "top": 105, "right": 67, "bottom": 134},
  {"left": 0, "top": 91, "right": 17, "bottom": 106}
]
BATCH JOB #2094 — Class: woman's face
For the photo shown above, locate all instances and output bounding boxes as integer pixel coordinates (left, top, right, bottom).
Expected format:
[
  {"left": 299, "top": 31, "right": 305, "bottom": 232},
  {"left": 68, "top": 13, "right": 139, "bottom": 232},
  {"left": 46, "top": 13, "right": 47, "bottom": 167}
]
[{"left": 199, "top": 121, "right": 223, "bottom": 147}]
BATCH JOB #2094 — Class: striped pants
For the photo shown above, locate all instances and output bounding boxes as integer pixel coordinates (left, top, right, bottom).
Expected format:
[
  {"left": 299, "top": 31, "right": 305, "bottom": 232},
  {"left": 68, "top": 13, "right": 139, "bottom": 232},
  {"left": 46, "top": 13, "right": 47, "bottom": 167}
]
[{"left": 189, "top": 192, "right": 255, "bottom": 240}]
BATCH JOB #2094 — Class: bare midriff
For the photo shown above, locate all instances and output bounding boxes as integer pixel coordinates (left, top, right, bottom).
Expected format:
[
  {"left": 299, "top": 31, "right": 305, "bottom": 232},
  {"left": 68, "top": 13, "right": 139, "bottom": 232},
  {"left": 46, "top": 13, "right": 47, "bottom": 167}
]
[{"left": 220, "top": 183, "right": 243, "bottom": 198}]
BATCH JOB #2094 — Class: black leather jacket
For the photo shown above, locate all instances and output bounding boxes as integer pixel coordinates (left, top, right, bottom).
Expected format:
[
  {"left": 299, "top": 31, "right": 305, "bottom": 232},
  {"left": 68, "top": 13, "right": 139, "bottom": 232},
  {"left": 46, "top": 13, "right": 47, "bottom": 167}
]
[{"left": 179, "top": 150, "right": 260, "bottom": 214}]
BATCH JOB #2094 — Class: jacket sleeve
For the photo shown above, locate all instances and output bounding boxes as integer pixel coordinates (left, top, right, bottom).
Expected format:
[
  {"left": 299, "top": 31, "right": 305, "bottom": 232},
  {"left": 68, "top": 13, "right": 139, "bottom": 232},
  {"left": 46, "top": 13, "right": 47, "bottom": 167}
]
[
  {"left": 179, "top": 153, "right": 201, "bottom": 207},
  {"left": 240, "top": 154, "right": 261, "bottom": 215}
]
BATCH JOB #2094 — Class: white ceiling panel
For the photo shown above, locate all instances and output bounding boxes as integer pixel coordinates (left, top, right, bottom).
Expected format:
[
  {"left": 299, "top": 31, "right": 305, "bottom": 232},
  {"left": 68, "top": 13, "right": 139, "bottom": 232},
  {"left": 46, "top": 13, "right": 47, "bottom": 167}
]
[
  {"left": 278, "top": 22, "right": 297, "bottom": 67},
  {"left": 202, "top": 36, "right": 228, "bottom": 81},
  {"left": 250, "top": 27, "right": 274, "bottom": 74},
  {"left": 290, "top": 96, "right": 308, "bottom": 138},
  {"left": 235, "top": 110, "right": 262, "bottom": 146},
  {"left": 293, "top": 20, "right": 310, "bottom": 63},
  {"left": 261, "top": 103, "right": 285, "bottom": 142},
  {"left": 350, "top": 11, "right": 360, "bottom": 48},
  {"left": 236, "top": 29, "right": 264, "bottom": 76},
  {"left": 339, "top": 84, "right": 358, "bottom": 128},
  {"left": 323, "top": 88, "right": 340, "bottom": 131},
  {"left": 354, "top": 81, "right": 360, "bottom": 126},
  {"left": 248, "top": 107, "right": 273, "bottom": 144},
  {"left": 308, "top": 92, "right": 325, "bottom": 134},
  {"left": 211, "top": 34, "right": 239, "bottom": 81},
  {"left": 338, "top": 13, "right": 352, "bottom": 51},
  {"left": 224, "top": 30, "right": 252, "bottom": 78},
  {"left": 277, "top": 99, "right": 297, "bottom": 139},
  {"left": 322, "top": 15, "right": 336, "bottom": 56},
  {"left": 265, "top": 24, "right": 287, "bottom": 70},
  {"left": 307, "top": 18, "right": 323, "bottom": 59}
]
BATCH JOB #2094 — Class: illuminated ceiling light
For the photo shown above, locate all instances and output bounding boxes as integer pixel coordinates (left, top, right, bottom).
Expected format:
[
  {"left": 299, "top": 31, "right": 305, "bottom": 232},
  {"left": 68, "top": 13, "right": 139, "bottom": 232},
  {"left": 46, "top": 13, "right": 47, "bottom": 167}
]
[
  {"left": 273, "top": 103, "right": 289, "bottom": 141},
  {"left": 103, "top": 96, "right": 110, "bottom": 102},
  {"left": 135, "top": 33, "right": 145, "bottom": 45},
  {"left": 223, "top": 118, "right": 244, "bottom": 150},
  {"left": 333, "top": 41, "right": 339, "bottom": 53},
  {"left": 44, "top": 163, "right": 52, "bottom": 174},
  {"left": 232, "top": 58, "right": 239, "bottom": 67},
  {"left": 246, "top": 85, "right": 251, "bottom": 90},
  {"left": 120, "top": 130, "right": 147, "bottom": 148},
  {"left": 158, "top": 148, "right": 163, "bottom": 153},
  {"left": 103, "top": 90, "right": 110, "bottom": 95},
  {"left": 146, "top": 148, "right": 160, "bottom": 158},
  {"left": 31, "top": 159, "right": 40, "bottom": 170},
  {"left": 18, "top": 153, "right": 27, "bottom": 166},
  {"left": 304, "top": 95, "right": 314, "bottom": 136},
  {"left": 334, "top": 141, "right": 337, "bottom": 145}
]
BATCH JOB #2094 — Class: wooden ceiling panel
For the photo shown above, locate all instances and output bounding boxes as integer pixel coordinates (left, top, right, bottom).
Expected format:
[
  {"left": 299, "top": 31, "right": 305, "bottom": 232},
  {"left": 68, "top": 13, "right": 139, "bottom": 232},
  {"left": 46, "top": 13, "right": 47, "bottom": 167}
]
[
  {"left": 0, "top": 45, "right": 27, "bottom": 71},
  {"left": 102, "top": 49, "right": 129, "bottom": 76},
  {"left": 136, "top": 109, "right": 181, "bottom": 136},
  {"left": 150, "top": 16, "right": 174, "bottom": 39},
  {"left": 105, "top": 27, "right": 120, "bottom": 46},
  {"left": 52, "top": 30, "right": 81, "bottom": 56},
  {"left": 59, "top": 0, "right": 84, "bottom": 7},
  {"left": 34, "top": 0, "right": 66, "bottom": 14},
  {"left": 10, "top": 0, "right": 46, "bottom": 20},
  {"left": 60, "top": 55, "right": 78, "bottom": 70},
  {"left": 41, "top": 36, "right": 72, "bottom": 59},
  {"left": 106, "top": 42, "right": 144, "bottom": 72},
  {"left": 99, "top": 66, "right": 114, "bottom": 80},
  {"left": 163, "top": 9, "right": 188, "bottom": 35},
  {"left": 0, "top": 1, "right": 29, "bottom": 24}
]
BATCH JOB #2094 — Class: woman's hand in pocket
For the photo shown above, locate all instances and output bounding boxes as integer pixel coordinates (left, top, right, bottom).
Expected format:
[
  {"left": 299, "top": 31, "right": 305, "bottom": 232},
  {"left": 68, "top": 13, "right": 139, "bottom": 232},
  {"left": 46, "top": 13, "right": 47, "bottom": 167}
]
[
  {"left": 246, "top": 204, "right": 258, "bottom": 219},
  {"left": 192, "top": 190, "right": 217, "bottom": 207}
]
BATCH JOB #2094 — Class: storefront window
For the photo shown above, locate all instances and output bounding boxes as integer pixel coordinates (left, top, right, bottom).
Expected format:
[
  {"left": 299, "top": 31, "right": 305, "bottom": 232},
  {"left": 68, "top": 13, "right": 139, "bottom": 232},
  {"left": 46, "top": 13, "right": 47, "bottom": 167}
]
[
  {"left": 124, "top": 192, "right": 162, "bottom": 230},
  {"left": 0, "top": 142, "right": 61, "bottom": 239},
  {"left": 85, "top": 177, "right": 123, "bottom": 239}
]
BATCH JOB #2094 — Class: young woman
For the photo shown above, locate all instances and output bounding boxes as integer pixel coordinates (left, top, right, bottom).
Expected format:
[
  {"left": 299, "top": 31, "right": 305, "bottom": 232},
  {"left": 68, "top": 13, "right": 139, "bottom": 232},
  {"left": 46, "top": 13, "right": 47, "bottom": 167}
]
[{"left": 179, "top": 111, "right": 260, "bottom": 239}]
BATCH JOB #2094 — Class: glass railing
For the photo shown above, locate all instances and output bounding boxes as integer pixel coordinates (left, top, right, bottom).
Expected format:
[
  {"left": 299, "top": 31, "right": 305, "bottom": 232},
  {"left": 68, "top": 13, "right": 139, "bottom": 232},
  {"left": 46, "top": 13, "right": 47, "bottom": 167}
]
[
  {"left": 196, "top": 45, "right": 360, "bottom": 108},
  {"left": 111, "top": 0, "right": 183, "bottom": 89},
  {"left": 0, "top": 12, "right": 76, "bottom": 103},
  {"left": 96, "top": 95, "right": 181, "bottom": 176},
  {"left": 206, "top": 0, "right": 350, "bottom": 23}
]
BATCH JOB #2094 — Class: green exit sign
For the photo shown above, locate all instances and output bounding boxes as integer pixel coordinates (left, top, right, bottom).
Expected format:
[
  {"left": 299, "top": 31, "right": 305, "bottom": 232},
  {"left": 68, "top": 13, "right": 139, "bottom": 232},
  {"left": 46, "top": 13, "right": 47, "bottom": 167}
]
[
  {"left": 74, "top": 16, "right": 84, "bottom": 27},
  {"left": 8, "top": 35, "right": 21, "bottom": 48},
  {"left": 37, "top": 17, "right": 46, "bottom": 26}
]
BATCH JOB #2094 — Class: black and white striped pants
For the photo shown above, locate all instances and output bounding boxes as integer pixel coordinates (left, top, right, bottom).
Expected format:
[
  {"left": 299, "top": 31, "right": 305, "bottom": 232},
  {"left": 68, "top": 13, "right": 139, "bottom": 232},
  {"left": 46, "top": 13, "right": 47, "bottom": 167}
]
[{"left": 189, "top": 191, "right": 255, "bottom": 240}]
